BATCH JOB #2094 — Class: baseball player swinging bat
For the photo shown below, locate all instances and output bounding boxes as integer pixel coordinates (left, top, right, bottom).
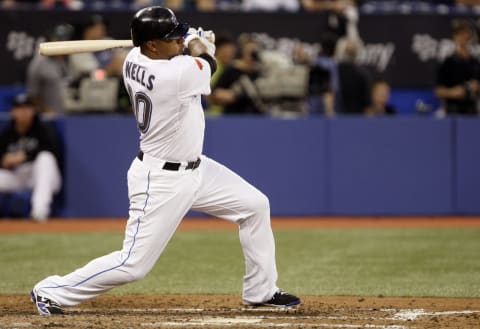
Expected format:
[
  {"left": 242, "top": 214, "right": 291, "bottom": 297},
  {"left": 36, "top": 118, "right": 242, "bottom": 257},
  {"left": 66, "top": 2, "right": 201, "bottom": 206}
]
[
  {"left": 30, "top": 6, "right": 300, "bottom": 316},
  {"left": 39, "top": 31, "right": 214, "bottom": 56}
]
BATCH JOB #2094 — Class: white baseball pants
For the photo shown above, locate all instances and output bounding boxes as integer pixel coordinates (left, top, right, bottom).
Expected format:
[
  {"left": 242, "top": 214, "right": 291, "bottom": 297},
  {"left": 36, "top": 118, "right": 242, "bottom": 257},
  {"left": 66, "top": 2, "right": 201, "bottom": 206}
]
[
  {"left": 34, "top": 154, "right": 279, "bottom": 305},
  {"left": 0, "top": 151, "right": 61, "bottom": 220}
]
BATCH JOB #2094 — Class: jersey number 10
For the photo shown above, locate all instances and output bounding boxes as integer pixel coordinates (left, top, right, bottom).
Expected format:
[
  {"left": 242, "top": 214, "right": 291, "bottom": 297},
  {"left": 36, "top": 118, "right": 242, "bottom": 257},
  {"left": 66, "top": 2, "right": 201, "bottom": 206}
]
[{"left": 128, "top": 85, "right": 152, "bottom": 134}]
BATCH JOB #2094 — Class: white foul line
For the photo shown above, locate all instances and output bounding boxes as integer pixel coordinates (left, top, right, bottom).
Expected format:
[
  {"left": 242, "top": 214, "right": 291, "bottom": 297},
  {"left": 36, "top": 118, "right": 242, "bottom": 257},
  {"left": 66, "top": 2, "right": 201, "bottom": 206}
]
[
  {"left": 70, "top": 307, "right": 293, "bottom": 313},
  {"left": 140, "top": 320, "right": 409, "bottom": 329},
  {"left": 388, "top": 308, "right": 480, "bottom": 321}
]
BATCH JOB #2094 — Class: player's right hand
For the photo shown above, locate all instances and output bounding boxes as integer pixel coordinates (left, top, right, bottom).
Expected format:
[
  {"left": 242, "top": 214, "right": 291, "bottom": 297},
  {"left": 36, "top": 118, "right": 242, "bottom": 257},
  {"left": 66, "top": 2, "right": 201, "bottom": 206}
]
[
  {"left": 197, "top": 27, "right": 215, "bottom": 43},
  {"left": 184, "top": 27, "right": 200, "bottom": 48},
  {"left": 184, "top": 27, "right": 215, "bottom": 46},
  {"left": 185, "top": 27, "right": 216, "bottom": 57},
  {"left": 196, "top": 28, "right": 216, "bottom": 54}
]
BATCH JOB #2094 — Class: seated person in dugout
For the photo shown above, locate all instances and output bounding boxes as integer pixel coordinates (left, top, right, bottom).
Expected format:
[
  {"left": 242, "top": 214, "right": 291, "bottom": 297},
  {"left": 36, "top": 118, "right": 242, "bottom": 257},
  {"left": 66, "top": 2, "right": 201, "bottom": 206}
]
[{"left": 0, "top": 94, "right": 62, "bottom": 221}]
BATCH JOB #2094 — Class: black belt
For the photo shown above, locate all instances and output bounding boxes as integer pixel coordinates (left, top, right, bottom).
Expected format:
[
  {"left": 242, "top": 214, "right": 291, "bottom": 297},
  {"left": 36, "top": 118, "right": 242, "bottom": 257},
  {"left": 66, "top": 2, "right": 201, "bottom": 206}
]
[{"left": 137, "top": 151, "right": 201, "bottom": 171}]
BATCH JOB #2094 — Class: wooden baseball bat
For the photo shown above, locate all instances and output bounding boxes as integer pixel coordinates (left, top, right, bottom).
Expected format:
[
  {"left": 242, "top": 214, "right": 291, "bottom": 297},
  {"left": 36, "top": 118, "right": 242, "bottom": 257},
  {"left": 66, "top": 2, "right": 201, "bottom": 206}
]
[{"left": 39, "top": 39, "right": 134, "bottom": 56}]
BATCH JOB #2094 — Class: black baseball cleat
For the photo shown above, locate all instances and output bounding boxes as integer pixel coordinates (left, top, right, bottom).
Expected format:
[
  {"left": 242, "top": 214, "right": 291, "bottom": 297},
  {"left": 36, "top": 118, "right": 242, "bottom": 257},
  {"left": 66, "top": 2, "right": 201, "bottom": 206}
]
[
  {"left": 30, "top": 290, "right": 64, "bottom": 315},
  {"left": 248, "top": 290, "right": 301, "bottom": 308}
]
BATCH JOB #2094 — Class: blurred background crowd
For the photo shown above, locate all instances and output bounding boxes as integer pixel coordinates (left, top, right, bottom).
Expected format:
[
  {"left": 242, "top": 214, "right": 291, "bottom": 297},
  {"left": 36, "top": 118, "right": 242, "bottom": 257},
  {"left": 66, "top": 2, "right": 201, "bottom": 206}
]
[
  {"left": 1, "top": 0, "right": 480, "bottom": 119},
  {"left": 2, "top": 0, "right": 480, "bottom": 11}
]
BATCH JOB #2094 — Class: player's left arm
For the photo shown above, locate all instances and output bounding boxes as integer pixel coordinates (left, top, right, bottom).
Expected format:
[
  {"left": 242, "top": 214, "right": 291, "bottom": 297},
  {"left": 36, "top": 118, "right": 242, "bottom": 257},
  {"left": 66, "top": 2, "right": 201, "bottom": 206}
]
[
  {"left": 185, "top": 29, "right": 217, "bottom": 76},
  {"left": 189, "top": 40, "right": 217, "bottom": 76}
]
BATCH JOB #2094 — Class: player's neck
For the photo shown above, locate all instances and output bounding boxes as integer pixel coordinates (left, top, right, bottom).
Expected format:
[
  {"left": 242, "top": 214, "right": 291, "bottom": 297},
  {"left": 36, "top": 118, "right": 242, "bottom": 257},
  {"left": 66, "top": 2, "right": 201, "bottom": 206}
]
[
  {"left": 139, "top": 45, "right": 172, "bottom": 60},
  {"left": 141, "top": 48, "right": 168, "bottom": 60}
]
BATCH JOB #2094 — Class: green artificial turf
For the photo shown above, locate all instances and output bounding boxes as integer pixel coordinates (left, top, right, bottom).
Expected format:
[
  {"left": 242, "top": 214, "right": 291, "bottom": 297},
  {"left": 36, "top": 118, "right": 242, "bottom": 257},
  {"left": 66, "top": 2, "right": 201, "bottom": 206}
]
[{"left": 1, "top": 228, "right": 479, "bottom": 297}]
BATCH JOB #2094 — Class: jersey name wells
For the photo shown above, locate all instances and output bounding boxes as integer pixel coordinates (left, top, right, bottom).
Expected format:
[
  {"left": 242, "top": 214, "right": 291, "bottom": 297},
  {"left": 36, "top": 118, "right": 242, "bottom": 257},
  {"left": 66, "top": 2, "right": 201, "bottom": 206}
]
[{"left": 124, "top": 61, "right": 155, "bottom": 90}]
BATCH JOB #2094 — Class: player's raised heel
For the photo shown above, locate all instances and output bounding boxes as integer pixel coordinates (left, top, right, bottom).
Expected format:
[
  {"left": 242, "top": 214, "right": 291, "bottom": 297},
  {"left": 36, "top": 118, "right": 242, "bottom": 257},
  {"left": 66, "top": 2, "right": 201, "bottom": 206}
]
[
  {"left": 30, "top": 290, "right": 64, "bottom": 315},
  {"left": 246, "top": 290, "right": 301, "bottom": 308}
]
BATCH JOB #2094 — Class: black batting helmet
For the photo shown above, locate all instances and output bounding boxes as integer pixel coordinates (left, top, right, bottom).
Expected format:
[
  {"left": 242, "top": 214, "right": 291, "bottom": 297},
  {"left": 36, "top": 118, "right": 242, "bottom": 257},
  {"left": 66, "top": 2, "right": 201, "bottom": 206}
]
[{"left": 130, "top": 6, "right": 189, "bottom": 47}]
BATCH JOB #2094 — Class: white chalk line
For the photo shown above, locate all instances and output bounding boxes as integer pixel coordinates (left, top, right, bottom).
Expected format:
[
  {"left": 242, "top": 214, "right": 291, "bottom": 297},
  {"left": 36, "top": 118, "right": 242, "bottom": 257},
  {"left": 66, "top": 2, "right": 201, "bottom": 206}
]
[
  {"left": 384, "top": 308, "right": 480, "bottom": 321},
  {"left": 3, "top": 323, "right": 32, "bottom": 328},
  {"left": 0, "top": 317, "right": 407, "bottom": 329},
  {"left": 140, "top": 320, "right": 409, "bottom": 329},
  {"left": 70, "top": 307, "right": 297, "bottom": 313},
  {"left": 69, "top": 310, "right": 367, "bottom": 321},
  {"left": 72, "top": 307, "right": 480, "bottom": 319},
  {"left": 0, "top": 318, "right": 408, "bottom": 329}
]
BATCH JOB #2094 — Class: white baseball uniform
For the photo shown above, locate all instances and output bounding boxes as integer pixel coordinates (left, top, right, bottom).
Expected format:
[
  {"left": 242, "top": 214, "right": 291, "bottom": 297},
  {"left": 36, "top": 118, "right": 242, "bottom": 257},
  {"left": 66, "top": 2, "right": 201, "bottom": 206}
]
[{"left": 33, "top": 47, "right": 279, "bottom": 305}]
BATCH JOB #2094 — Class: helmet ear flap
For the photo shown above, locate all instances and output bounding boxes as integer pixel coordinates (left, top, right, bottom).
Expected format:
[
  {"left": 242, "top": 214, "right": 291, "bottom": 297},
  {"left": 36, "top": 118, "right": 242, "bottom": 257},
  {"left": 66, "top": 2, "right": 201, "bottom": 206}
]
[{"left": 131, "top": 28, "right": 139, "bottom": 47}]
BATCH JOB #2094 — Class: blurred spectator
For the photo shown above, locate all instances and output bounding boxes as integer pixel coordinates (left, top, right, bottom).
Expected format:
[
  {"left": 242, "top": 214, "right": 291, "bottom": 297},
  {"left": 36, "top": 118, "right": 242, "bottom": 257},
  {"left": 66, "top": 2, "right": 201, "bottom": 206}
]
[
  {"left": 1, "top": 0, "right": 40, "bottom": 8},
  {"left": 69, "top": 14, "right": 124, "bottom": 80},
  {"left": 134, "top": 0, "right": 184, "bottom": 9},
  {"left": 211, "top": 35, "right": 265, "bottom": 114},
  {"left": 308, "top": 32, "right": 338, "bottom": 116},
  {"left": 67, "top": 14, "right": 128, "bottom": 112},
  {"left": 216, "top": 0, "right": 243, "bottom": 10},
  {"left": 1, "top": 0, "right": 17, "bottom": 8},
  {"left": 337, "top": 38, "right": 370, "bottom": 114},
  {"left": 293, "top": 43, "right": 313, "bottom": 66},
  {"left": 365, "top": 79, "right": 396, "bottom": 116},
  {"left": 41, "top": 0, "right": 83, "bottom": 9},
  {"left": 196, "top": 0, "right": 216, "bottom": 11},
  {"left": 302, "top": 1, "right": 360, "bottom": 40},
  {"left": 1, "top": 0, "right": 84, "bottom": 9},
  {"left": 207, "top": 33, "right": 237, "bottom": 114},
  {"left": 1, "top": 0, "right": 187, "bottom": 9},
  {"left": 0, "top": 94, "right": 62, "bottom": 221},
  {"left": 435, "top": 19, "right": 480, "bottom": 115},
  {"left": 26, "top": 23, "right": 74, "bottom": 114},
  {"left": 456, "top": 0, "right": 480, "bottom": 6},
  {"left": 242, "top": 0, "right": 300, "bottom": 11},
  {"left": 303, "top": 0, "right": 363, "bottom": 78}
]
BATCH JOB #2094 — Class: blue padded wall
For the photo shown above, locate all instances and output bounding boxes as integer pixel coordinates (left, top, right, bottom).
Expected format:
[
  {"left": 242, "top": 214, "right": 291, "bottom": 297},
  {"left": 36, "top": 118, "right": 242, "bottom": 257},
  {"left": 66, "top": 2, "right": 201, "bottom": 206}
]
[
  {"left": 329, "top": 117, "right": 454, "bottom": 215},
  {"left": 2, "top": 115, "right": 478, "bottom": 217},
  {"left": 204, "top": 117, "right": 328, "bottom": 215},
  {"left": 455, "top": 117, "right": 480, "bottom": 214},
  {"left": 63, "top": 115, "right": 138, "bottom": 217}
]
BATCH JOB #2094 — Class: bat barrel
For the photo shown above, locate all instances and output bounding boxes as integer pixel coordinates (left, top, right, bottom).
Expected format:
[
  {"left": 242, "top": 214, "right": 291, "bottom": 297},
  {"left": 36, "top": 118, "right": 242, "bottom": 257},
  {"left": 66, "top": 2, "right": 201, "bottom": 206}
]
[{"left": 39, "top": 40, "right": 134, "bottom": 56}]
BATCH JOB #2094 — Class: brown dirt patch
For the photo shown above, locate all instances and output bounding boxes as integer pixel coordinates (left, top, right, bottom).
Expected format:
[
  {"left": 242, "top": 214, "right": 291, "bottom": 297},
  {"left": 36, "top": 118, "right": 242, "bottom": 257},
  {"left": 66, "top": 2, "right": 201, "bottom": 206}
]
[
  {"left": 1, "top": 294, "right": 480, "bottom": 328},
  {"left": 1, "top": 216, "right": 480, "bottom": 233}
]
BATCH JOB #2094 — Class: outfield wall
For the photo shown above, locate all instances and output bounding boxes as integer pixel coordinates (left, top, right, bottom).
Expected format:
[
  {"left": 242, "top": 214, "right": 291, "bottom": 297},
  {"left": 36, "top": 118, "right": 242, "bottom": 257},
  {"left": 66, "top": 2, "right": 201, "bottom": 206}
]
[{"left": 1, "top": 116, "right": 479, "bottom": 216}]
